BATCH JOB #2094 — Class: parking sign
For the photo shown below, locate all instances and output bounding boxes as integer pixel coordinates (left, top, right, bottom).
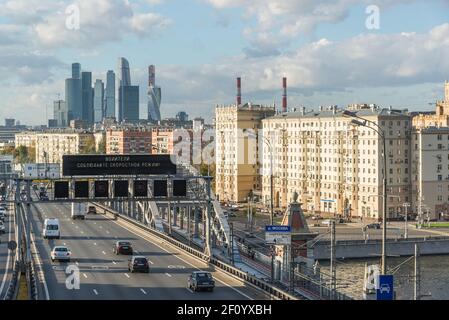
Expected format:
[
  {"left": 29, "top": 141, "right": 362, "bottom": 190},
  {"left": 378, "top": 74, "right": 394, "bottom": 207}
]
[{"left": 377, "top": 275, "right": 394, "bottom": 300}]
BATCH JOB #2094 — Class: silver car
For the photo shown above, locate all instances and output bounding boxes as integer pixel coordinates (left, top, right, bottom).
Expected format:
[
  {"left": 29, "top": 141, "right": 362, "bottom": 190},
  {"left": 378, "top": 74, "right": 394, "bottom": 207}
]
[{"left": 51, "top": 246, "right": 71, "bottom": 262}]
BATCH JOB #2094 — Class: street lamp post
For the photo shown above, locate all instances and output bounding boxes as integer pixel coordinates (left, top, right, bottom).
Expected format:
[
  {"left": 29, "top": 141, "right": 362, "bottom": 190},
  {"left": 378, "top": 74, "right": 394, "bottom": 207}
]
[
  {"left": 343, "top": 110, "right": 388, "bottom": 275},
  {"left": 403, "top": 202, "right": 410, "bottom": 239}
]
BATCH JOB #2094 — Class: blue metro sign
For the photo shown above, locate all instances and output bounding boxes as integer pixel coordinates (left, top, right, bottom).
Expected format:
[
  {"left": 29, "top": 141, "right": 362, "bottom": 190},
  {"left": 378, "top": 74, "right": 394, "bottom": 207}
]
[{"left": 265, "top": 225, "right": 291, "bottom": 233}]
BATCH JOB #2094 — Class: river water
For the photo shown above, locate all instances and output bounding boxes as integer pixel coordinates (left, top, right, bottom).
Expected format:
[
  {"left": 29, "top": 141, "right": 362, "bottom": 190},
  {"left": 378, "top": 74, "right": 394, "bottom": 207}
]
[{"left": 319, "top": 255, "right": 449, "bottom": 300}]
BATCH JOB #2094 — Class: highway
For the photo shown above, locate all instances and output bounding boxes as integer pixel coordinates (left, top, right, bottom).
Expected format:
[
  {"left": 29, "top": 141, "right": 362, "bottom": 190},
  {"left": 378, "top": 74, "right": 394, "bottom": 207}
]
[
  {"left": 29, "top": 202, "right": 270, "bottom": 300},
  {"left": 0, "top": 200, "right": 16, "bottom": 299}
]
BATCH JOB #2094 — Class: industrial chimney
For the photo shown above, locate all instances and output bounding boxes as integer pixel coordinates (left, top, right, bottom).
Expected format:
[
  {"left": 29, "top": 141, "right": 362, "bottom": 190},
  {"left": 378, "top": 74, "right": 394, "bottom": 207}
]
[
  {"left": 237, "top": 77, "right": 242, "bottom": 106},
  {"left": 282, "top": 77, "right": 287, "bottom": 113}
]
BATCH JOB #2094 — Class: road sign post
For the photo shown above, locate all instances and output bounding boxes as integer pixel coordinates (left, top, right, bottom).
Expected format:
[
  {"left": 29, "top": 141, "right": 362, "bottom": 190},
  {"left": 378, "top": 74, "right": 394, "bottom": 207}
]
[{"left": 377, "top": 275, "right": 394, "bottom": 300}]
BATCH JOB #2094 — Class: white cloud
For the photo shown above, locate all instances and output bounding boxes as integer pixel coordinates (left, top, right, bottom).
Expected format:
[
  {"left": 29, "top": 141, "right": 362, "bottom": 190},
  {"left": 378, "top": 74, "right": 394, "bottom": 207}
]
[{"left": 205, "top": 0, "right": 422, "bottom": 56}]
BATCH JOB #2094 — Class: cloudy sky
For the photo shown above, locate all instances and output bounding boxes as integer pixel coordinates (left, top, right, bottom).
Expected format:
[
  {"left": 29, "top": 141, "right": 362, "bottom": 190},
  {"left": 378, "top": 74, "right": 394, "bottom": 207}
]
[{"left": 0, "top": 0, "right": 449, "bottom": 125}]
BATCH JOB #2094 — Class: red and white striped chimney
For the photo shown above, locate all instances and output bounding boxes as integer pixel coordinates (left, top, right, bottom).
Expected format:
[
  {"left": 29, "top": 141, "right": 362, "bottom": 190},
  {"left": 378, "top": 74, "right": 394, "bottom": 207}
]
[
  {"left": 237, "top": 77, "right": 242, "bottom": 106},
  {"left": 282, "top": 77, "right": 287, "bottom": 113}
]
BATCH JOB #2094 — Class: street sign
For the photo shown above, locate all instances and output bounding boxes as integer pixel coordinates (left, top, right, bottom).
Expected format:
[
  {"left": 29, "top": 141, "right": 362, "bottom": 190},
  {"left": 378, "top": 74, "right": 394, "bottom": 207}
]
[
  {"left": 265, "top": 225, "right": 291, "bottom": 232},
  {"left": 320, "top": 199, "right": 335, "bottom": 203},
  {"left": 376, "top": 275, "right": 394, "bottom": 300},
  {"left": 265, "top": 225, "right": 291, "bottom": 245},
  {"left": 62, "top": 154, "right": 176, "bottom": 176},
  {"left": 7, "top": 240, "right": 17, "bottom": 251}
]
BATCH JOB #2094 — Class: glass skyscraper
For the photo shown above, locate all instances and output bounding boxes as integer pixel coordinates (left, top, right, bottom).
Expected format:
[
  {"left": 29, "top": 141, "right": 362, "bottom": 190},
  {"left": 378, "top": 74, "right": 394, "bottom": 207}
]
[
  {"left": 65, "top": 63, "right": 82, "bottom": 121},
  {"left": 147, "top": 65, "right": 162, "bottom": 122},
  {"left": 94, "top": 80, "right": 104, "bottom": 123},
  {"left": 105, "top": 70, "right": 115, "bottom": 118},
  {"left": 118, "top": 85, "right": 139, "bottom": 122},
  {"left": 81, "top": 72, "right": 94, "bottom": 124}
]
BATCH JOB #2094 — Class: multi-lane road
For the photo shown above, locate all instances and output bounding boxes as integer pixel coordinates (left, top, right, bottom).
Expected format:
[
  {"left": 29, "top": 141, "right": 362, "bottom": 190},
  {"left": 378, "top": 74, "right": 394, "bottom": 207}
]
[
  {"left": 29, "top": 202, "right": 270, "bottom": 300},
  {"left": 0, "top": 200, "right": 15, "bottom": 299}
]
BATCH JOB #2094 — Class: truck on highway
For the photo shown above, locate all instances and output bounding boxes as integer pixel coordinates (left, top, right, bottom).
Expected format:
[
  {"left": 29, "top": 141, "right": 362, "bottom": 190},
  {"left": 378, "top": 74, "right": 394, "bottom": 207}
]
[{"left": 71, "top": 203, "right": 86, "bottom": 220}]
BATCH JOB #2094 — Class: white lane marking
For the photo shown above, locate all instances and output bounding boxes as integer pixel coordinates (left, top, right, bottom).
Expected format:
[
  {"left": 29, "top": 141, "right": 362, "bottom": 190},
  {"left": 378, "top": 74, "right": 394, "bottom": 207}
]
[
  {"left": 83, "top": 273, "right": 88, "bottom": 279},
  {"left": 75, "top": 226, "right": 79, "bottom": 229},
  {"left": 102, "top": 251, "right": 106, "bottom": 255},
  {"left": 75, "top": 261, "right": 79, "bottom": 266},
  {"left": 114, "top": 236, "right": 118, "bottom": 239},
  {"left": 147, "top": 260, "right": 154, "bottom": 265},
  {"left": 93, "top": 289, "right": 99, "bottom": 295},
  {"left": 140, "top": 288, "right": 147, "bottom": 295},
  {"left": 71, "top": 222, "right": 74, "bottom": 225},
  {"left": 99, "top": 226, "right": 103, "bottom": 229},
  {"left": 112, "top": 261, "right": 117, "bottom": 265},
  {"left": 124, "top": 273, "right": 130, "bottom": 278},
  {"left": 63, "top": 243, "right": 66, "bottom": 246},
  {"left": 134, "top": 250, "right": 139, "bottom": 254},
  {"left": 186, "top": 288, "right": 194, "bottom": 294},
  {"left": 106, "top": 230, "right": 110, "bottom": 234},
  {"left": 81, "top": 231, "right": 84, "bottom": 234},
  {"left": 165, "top": 273, "right": 172, "bottom": 278},
  {"left": 115, "top": 219, "right": 255, "bottom": 300},
  {"left": 94, "top": 243, "right": 97, "bottom": 246}
]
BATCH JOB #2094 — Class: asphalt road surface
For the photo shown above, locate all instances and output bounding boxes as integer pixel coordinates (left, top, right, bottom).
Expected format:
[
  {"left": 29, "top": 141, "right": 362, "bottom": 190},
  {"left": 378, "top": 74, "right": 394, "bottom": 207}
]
[
  {"left": 0, "top": 201, "right": 16, "bottom": 300},
  {"left": 29, "top": 202, "right": 270, "bottom": 300}
]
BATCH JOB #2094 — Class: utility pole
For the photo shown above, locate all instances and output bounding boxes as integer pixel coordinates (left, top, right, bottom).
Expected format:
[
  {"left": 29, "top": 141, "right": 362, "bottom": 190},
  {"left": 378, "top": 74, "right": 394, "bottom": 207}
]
[
  {"left": 229, "top": 222, "right": 234, "bottom": 265},
  {"left": 330, "top": 220, "right": 336, "bottom": 299},
  {"left": 414, "top": 244, "right": 420, "bottom": 300},
  {"left": 403, "top": 202, "right": 410, "bottom": 239}
]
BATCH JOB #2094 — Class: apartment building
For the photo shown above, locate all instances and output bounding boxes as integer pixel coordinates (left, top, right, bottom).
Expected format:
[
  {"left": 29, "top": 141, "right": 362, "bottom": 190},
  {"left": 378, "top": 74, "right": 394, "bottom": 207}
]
[
  {"left": 412, "top": 127, "right": 449, "bottom": 220},
  {"left": 215, "top": 103, "right": 276, "bottom": 203},
  {"left": 261, "top": 105, "right": 411, "bottom": 219},
  {"left": 15, "top": 132, "right": 37, "bottom": 149},
  {"left": 106, "top": 128, "right": 152, "bottom": 154},
  {"left": 413, "top": 81, "right": 449, "bottom": 128},
  {"left": 151, "top": 127, "right": 174, "bottom": 155}
]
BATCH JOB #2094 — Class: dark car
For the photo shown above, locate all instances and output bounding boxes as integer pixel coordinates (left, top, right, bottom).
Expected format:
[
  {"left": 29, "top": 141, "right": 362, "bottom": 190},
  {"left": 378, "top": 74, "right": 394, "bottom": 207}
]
[
  {"left": 188, "top": 271, "right": 215, "bottom": 292},
  {"left": 113, "top": 241, "right": 133, "bottom": 255},
  {"left": 88, "top": 206, "right": 97, "bottom": 214},
  {"left": 128, "top": 256, "right": 150, "bottom": 273},
  {"left": 365, "top": 223, "right": 381, "bottom": 230},
  {"left": 39, "top": 194, "right": 49, "bottom": 201}
]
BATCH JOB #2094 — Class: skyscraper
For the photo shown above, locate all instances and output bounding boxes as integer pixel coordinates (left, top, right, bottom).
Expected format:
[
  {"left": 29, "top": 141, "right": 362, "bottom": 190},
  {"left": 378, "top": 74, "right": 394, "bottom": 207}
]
[
  {"left": 54, "top": 100, "right": 68, "bottom": 127},
  {"left": 119, "top": 86, "right": 139, "bottom": 122},
  {"left": 81, "top": 71, "right": 93, "bottom": 124},
  {"left": 72, "top": 63, "right": 81, "bottom": 79},
  {"left": 118, "top": 57, "right": 131, "bottom": 86},
  {"left": 65, "top": 63, "right": 82, "bottom": 121},
  {"left": 147, "top": 65, "right": 161, "bottom": 122},
  {"left": 117, "top": 57, "right": 139, "bottom": 122},
  {"left": 104, "top": 70, "right": 115, "bottom": 118},
  {"left": 93, "top": 80, "right": 104, "bottom": 123}
]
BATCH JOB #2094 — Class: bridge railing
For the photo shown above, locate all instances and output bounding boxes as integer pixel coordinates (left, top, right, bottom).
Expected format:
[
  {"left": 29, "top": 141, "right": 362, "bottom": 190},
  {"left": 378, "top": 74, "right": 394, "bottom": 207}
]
[{"left": 94, "top": 202, "right": 299, "bottom": 300}]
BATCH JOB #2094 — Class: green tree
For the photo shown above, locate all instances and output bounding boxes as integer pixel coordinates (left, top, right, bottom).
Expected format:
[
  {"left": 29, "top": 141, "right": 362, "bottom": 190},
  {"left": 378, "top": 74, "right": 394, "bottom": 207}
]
[
  {"left": 80, "top": 136, "right": 96, "bottom": 154},
  {"left": 97, "top": 136, "right": 106, "bottom": 154}
]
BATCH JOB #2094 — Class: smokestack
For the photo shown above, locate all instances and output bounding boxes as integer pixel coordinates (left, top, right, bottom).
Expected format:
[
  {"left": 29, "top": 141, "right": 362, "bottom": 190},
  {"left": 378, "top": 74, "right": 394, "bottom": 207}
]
[
  {"left": 282, "top": 77, "right": 287, "bottom": 113},
  {"left": 237, "top": 77, "right": 242, "bottom": 106}
]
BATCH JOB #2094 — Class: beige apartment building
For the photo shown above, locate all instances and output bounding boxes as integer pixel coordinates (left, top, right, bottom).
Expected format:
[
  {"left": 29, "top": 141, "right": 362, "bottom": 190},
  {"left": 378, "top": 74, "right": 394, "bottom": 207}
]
[
  {"left": 412, "top": 127, "right": 449, "bottom": 220},
  {"left": 16, "top": 131, "right": 93, "bottom": 163},
  {"left": 151, "top": 127, "right": 174, "bottom": 155},
  {"left": 261, "top": 105, "right": 412, "bottom": 219},
  {"left": 15, "top": 132, "right": 37, "bottom": 149},
  {"left": 215, "top": 103, "right": 276, "bottom": 203},
  {"left": 413, "top": 81, "right": 449, "bottom": 128}
]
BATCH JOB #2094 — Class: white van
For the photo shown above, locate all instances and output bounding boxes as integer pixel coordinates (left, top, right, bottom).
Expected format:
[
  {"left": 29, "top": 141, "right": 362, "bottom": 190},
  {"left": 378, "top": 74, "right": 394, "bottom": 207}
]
[
  {"left": 43, "top": 218, "right": 60, "bottom": 239},
  {"left": 71, "top": 203, "right": 86, "bottom": 220}
]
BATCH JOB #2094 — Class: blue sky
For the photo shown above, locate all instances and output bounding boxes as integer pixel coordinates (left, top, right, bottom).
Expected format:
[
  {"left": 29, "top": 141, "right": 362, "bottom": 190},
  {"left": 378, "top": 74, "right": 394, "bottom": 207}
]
[{"left": 0, "top": 0, "right": 449, "bottom": 125}]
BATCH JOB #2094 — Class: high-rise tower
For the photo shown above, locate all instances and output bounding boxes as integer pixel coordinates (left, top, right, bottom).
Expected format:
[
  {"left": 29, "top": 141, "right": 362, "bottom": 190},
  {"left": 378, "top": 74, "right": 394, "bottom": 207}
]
[
  {"left": 147, "top": 65, "right": 161, "bottom": 122},
  {"left": 105, "top": 70, "right": 115, "bottom": 118},
  {"left": 65, "top": 63, "right": 82, "bottom": 121}
]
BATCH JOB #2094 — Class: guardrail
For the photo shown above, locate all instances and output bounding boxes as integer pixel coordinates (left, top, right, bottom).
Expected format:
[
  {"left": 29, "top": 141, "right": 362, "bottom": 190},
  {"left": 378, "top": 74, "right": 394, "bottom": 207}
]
[
  {"left": 94, "top": 202, "right": 299, "bottom": 300},
  {"left": 4, "top": 260, "right": 20, "bottom": 300}
]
